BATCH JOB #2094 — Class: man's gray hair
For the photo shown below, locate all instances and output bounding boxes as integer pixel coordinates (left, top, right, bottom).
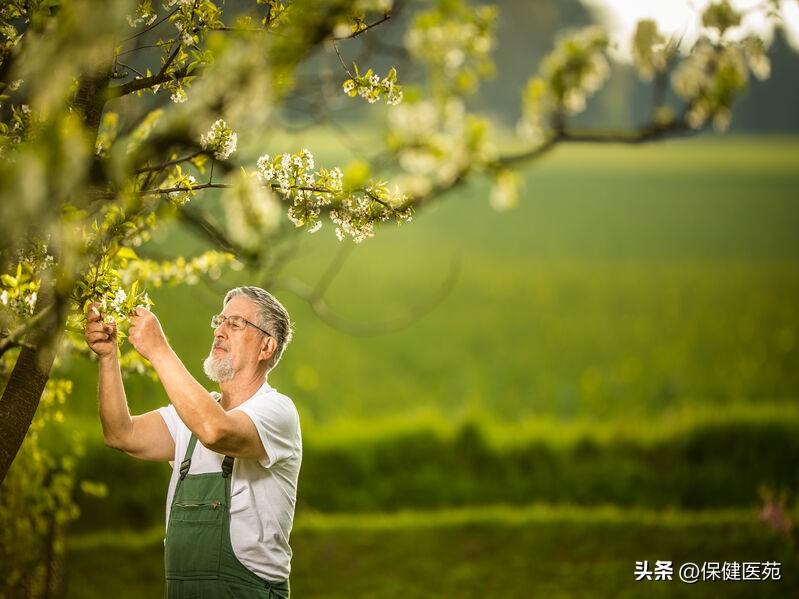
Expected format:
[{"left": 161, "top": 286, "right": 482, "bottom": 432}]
[{"left": 224, "top": 286, "right": 293, "bottom": 370}]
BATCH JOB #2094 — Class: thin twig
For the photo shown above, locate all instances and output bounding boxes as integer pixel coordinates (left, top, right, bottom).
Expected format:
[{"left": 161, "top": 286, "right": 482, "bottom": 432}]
[
  {"left": 116, "top": 41, "right": 175, "bottom": 58},
  {"left": 332, "top": 42, "right": 354, "bottom": 78},
  {"left": 157, "top": 42, "right": 183, "bottom": 79},
  {"left": 117, "top": 62, "right": 146, "bottom": 78},
  {"left": 119, "top": 8, "right": 180, "bottom": 44},
  {"left": 207, "top": 26, "right": 287, "bottom": 38},
  {"left": 332, "top": 13, "right": 392, "bottom": 41},
  {"left": 177, "top": 205, "right": 259, "bottom": 262},
  {"left": 134, "top": 150, "right": 205, "bottom": 175},
  {"left": 275, "top": 250, "right": 462, "bottom": 337},
  {"left": 0, "top": 305, "right": 53, "bottom": 356},
  {"left": 312, "top": 242, "right": 354, "bottom": 301}
]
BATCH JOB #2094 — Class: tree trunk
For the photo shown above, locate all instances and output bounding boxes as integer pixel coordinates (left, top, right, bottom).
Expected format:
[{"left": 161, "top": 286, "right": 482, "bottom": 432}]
[
  {"left": 0, "top": 283, "right": 65, "bottom": 483},
  {"left": 0, "top": 73, "right": 108, "bottom": 484},
  {"left": 0, "top": 346, "right": 55, "bottom": 481}
]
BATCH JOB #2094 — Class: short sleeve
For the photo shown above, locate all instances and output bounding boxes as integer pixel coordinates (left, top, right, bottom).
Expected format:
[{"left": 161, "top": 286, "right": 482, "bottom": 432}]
[
  {"left": 233, "top": 393, "right": 298, "bottom": 469},
  {"left": 156, "top": 404, "right": 179, "bottom": 442}
]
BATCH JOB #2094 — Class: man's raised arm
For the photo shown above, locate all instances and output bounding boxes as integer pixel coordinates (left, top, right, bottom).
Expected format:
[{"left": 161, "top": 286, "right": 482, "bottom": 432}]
[
  {"left": 127, "top": 307, "right": 268, "bottom": 462},
  {"left": 85, "top": 303, "right": 174, "bottom": 462}
]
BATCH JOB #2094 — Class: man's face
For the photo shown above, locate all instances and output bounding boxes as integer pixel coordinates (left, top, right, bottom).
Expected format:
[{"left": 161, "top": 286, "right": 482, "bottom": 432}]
[{"left": 203, "top": 296, "right": 267, "bottom": 383}]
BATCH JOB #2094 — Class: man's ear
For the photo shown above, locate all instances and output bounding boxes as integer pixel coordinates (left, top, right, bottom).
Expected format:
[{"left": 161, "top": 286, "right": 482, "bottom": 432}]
[{"left": 260, "top": 336, "right": 277, "bottom": 362}]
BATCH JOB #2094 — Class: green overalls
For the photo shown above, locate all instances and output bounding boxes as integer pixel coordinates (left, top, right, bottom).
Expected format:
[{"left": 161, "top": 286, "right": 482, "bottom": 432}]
[{"left": 164, "top": 433, "right": 290, "bottom": 598}]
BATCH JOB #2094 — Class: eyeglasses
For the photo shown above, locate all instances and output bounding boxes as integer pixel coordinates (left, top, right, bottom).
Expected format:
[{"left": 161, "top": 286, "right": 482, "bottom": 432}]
[{"left": 211, "top": 314, "right": 272, "bottom": 337}]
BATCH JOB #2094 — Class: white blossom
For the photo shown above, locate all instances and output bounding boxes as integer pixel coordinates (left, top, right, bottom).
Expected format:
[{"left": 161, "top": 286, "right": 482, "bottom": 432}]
[
  {"left": 200, "top": 119, "right": 238, "bottom": 160},
  {"left": 300, "top": 148, "right": 314, "bottom": 170},
  {"left": 386, "top": 89, "right": 403, "bottom": 106},
  {"left": 170, "top": 87, "right": 187, "bottom": 103},
  {"left": 167, "top": 174, "right": 197, "bottom": 204},
  {"left": 111, "top": 288, "right": 127, "bottom": 311},
  {"left": 26, "top": 291, "right": 38, "bottom": 314},
  {"left": 256, "top": 154, "right": 274, "bottom": 181}
]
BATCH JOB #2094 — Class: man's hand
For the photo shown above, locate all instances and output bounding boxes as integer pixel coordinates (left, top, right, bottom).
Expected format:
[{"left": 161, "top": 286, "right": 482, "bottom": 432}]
[
  {"left": 128, "top": 307, "right": 169, "bottom": 362},
  {"left": 85, "top": 303, "right": 117, "bottom": 360}
]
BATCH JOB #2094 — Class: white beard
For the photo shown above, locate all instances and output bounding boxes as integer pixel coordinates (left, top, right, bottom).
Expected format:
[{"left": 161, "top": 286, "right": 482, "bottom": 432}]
[{"left": 203, "top": 351, "right": 235, "bottom": 382}]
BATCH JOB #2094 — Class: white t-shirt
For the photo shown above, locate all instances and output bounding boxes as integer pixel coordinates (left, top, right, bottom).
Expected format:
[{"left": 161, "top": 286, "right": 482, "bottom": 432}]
[{"left": 157, "top": 381, "right": 302, "bottom": 582}]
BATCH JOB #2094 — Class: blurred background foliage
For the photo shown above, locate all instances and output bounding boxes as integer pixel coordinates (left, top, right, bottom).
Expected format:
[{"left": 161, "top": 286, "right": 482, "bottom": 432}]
[
  {"left": 64, "top": 136, "right": 799, "bottom": 597},
  {"left": 1, "top": 0, "right": 799, "bottom": 597}
]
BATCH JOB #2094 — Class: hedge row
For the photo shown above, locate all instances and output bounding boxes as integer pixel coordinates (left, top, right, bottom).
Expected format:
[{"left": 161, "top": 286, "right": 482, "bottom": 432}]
[{"left": 71, "top": 415, "right": 799, "bottom": 532}]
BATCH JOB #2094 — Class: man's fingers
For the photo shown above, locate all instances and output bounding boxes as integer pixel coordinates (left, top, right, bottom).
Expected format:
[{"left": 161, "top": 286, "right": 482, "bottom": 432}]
[
  {"left": 86, "top": 331, "right": 112, "bottom": 344},
  {"left": 131, "top": 306, "right": 153, "bottom": 319},
  {"left": 130, "top": 306, "right": 149, "bottom": 319},
  {"left": 87, "top": 303, "right": 103, "bottom": 323},
  {"left": 85, "top": 322, "right": 107, "bottom": 335}
]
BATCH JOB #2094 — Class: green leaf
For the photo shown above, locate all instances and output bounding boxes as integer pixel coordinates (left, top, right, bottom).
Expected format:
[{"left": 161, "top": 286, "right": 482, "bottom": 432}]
[
  {"left": 116, "top": 247, "right": 138, "bottom": 260},
  {"left": 1, "top": 274, "right": 18, "bottom": 288}
]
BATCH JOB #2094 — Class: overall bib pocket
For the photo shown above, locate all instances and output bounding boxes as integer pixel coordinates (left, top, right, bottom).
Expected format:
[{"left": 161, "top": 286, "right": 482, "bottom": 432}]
[{"left": 166, "top": 499, "right": 225, "bottom": 577}]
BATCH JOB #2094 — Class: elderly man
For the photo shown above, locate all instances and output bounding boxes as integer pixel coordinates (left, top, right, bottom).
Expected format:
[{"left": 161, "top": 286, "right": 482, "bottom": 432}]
[{"left": 85, "top": 286, "right": 301, "bottom": 598}]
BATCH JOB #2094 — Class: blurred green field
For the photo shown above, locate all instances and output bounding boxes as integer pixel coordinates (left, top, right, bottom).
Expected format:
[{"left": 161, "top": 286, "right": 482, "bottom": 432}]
[
  {"left": 60, "top": 135, "right": 799, "bottom": 426},
  {"left": 54, "top": 135, "right": 799, "bottom": 595},
  {"left": 66, "top": 505, "right": 799, "bottom": 598}
]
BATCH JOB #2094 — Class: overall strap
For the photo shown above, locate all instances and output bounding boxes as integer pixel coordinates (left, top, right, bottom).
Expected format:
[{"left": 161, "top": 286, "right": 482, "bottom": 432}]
[
  {"left": 221, "top": 455, "right": 234, "bottom": 478},
  {"left": 179, "top": 432, "right": 236, "bottom": 480},
  {"left": 179, "top": 434, "right": 200, "bottom": 480}
]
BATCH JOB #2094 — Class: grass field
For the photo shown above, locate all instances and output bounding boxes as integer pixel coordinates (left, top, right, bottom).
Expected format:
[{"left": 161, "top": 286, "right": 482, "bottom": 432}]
[{"left": 66, "top": 504, "right": 799, "bottom": 598}]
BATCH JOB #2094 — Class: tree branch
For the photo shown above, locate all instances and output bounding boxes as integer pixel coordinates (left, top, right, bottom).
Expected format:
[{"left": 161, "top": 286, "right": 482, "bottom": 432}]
[
  {"left": 0, "top": 332, "right": 37, "bottom": 355},
  {"left": 119, "top": 7, "right": 181, "bottom": 44},
  {"left": 275, "top": 249, "right": 462, "bottom": 336},
  {"left": 157, "top": 42, "right": 183, "bottom": 79},
  {"left": 116, "top": 61, "right": 146, "bottom": 79},
  {"left": 134, "top": 150, "right": 206, "bottom": 174},
  {"left": 116, "top": 40, "right": 175, "bottom": 58},
  {"left": 177, "top": 205, "right": 259, "bottom": 263},
  {"left": 311, "top": 241, "right": 354, "bottom": 301},
  {"left": 406, "top": 115, "right": 697, "bottom": 211},
  {"left": 105, "top": 63, "right": 195, "bottom": 100},
  {"left": 333, "top": 13, "right": 392, "bottom": 41},
  {"left": 500, "top": 118, "right": 695, "bottom": 166},
  {"left": 332, "top": 41, "right": 354, "bottom": 78}
]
